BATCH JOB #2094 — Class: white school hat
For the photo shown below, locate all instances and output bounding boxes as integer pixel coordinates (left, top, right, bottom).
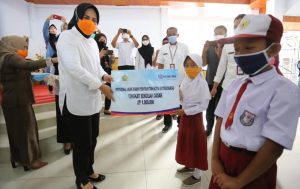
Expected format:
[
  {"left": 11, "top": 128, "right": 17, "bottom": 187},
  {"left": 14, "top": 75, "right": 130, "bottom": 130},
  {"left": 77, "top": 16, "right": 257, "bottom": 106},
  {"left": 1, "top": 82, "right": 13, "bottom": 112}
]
[{"left": 219, "top": 14, "right": 283, "bottom": 44}]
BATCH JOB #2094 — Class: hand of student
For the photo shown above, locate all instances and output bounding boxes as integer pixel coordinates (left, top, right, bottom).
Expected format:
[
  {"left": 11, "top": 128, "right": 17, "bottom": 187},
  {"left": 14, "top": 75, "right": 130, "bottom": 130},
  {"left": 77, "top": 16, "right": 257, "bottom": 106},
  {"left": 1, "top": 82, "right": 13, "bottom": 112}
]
[
  {"left": 175, "top": 109, "right": 185, "bottom": 116},
  {"left": 211, "top": 158, "right": 225, "bottom": 179},
  {"left": 99, "top": 84, "right": 114, "bottom": 101},
  {"left": 214, "top": 173, "right": 243, "bottom": 189},
  {"left": 127, "top": 30, "right": 132, "bottom": 36},
  {"left": 211, "top": 87, "right": 217, "bottom": 98},
  {"left": 103, "top": 74, "right": 113, "bottom": 83}
]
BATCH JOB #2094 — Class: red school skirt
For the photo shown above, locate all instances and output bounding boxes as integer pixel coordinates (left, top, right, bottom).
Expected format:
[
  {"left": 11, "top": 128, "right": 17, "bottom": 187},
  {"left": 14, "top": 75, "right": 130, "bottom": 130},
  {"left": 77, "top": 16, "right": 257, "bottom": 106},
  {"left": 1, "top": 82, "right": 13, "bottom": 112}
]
[
  {"left": 208, "top": 142, "right": 277, "bottom": 189},
  {"left": 175, "top": 112, "right": 208, "bottom": 170}
]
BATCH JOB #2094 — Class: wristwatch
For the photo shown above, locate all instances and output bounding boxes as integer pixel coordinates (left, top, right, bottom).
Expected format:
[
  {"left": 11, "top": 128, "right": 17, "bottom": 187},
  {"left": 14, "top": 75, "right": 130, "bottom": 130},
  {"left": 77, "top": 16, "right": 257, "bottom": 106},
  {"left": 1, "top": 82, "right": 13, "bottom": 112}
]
[{"left": 130, "top": 35, "right": 133, "bottom": 38}]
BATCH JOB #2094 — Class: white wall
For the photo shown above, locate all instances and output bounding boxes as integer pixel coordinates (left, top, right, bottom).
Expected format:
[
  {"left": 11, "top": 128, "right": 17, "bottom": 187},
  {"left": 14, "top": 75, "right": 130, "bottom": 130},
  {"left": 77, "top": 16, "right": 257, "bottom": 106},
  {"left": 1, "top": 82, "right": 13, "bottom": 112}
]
[
  {"left": 0, "top": 1, "right": 165, "bottom": 58},
  {"left": 0, "top": 0, "right": 30, "bottom": 37}
]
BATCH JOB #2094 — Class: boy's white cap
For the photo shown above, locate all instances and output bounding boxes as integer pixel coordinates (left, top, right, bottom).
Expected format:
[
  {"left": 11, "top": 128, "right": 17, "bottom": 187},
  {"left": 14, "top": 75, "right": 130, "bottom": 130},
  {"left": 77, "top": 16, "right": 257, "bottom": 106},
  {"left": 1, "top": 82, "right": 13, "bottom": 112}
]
[
  {"left": 219, "top": 14, "right": 283, "bottom": 44},
  {"left": 186, "top": 53, "right": 202, "bottom": 67}
]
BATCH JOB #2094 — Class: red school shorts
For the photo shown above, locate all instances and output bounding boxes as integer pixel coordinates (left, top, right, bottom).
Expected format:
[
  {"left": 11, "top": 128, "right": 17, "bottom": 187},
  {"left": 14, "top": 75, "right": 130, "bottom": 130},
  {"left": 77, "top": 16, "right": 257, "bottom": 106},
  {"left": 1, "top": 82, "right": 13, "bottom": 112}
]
[{"left": 208, "top": 142, "right": 277, "bottom": 189}]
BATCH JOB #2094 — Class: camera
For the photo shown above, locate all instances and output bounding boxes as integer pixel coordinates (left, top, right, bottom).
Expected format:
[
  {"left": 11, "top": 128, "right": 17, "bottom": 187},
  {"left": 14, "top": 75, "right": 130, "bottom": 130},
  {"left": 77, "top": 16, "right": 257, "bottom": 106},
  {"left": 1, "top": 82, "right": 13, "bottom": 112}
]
[
  {"left": 107, "top": 50, "right": 114, "bottom": 55},
  {"left": 102, "top": 46, "right": 113, "bottom": 55},
  {"left": 122, "top": 29, "right": 128, "bottom": 33}
]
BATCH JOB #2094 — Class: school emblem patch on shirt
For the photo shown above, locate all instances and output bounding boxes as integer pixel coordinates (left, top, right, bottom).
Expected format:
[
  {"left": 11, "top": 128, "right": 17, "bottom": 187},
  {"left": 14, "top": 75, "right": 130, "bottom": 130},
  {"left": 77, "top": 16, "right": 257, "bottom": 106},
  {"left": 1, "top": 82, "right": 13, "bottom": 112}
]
[{"left": 240, "top": 110, "right": 256, "bottom": 126}]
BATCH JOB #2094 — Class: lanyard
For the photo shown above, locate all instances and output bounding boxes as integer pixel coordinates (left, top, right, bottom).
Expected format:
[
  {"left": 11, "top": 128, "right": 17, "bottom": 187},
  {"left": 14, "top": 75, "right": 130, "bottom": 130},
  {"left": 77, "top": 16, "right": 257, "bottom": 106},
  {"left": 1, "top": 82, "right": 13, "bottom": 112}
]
[{"left": 169, "top": 44, "right": 178, "bottom": 64}]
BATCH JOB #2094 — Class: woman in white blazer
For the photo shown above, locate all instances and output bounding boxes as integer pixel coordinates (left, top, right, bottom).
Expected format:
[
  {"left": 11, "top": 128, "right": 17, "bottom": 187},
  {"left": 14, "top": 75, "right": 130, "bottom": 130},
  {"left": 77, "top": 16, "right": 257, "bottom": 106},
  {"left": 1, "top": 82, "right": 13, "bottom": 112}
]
[{"left": 57, "top": 3, "right": 113, "bottom": 189}]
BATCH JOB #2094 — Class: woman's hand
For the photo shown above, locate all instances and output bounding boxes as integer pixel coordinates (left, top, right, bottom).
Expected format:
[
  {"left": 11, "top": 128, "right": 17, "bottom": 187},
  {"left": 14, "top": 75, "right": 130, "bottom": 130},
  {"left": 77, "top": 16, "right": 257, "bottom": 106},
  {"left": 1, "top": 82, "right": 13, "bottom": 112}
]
[
  {"left": 100, "top": 49, "right": 107, "bottom": 59},
  {"left": 99, "top": 84, "right": 114, "bottom": 101},
  {"left": 103, "top": 74, "right": 112, "bottom": 83}
]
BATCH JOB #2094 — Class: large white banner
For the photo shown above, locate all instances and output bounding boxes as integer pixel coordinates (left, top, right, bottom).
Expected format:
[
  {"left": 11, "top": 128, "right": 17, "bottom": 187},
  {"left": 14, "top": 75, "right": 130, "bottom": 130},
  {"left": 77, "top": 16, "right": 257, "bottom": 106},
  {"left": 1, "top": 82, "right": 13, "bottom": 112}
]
[{"left": 111, "top": 69, "right": 180, "bottom": 116}]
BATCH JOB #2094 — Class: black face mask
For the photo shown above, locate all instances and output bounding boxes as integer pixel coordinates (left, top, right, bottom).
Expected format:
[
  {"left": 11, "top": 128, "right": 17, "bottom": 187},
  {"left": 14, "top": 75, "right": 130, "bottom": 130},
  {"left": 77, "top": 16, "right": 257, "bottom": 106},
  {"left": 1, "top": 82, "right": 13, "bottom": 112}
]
[{"left": 97, "top": 41, "right": 106, "bottom": 51}]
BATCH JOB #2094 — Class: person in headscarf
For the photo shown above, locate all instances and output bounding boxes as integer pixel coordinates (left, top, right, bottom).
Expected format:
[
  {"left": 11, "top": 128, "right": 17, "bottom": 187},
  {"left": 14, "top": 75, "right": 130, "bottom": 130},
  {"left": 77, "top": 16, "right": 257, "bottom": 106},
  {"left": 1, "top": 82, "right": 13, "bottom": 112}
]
[
  {"left": 0, "top": 35, "right": 52, "bottom": 171},
  {"left": 57, "top": 3, "right": 113, "bottom": 189},
  {"left": 135, "top": 35, "right": 155, "bottom": 70},
  {"left": 94, "top": 33, "right": 114, "bottom": 115},
  {"left": 175, "top": 53, "right": 210, "bottom": 186},
  {"left": 43, "top": 14, "right": 67, "bottom": 94}
]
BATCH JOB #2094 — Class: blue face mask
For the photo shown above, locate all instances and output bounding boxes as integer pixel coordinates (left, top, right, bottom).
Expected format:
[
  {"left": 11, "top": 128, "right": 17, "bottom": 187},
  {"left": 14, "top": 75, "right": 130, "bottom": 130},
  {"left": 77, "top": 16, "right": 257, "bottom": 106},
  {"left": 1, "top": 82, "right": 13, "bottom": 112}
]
[
  {"left": 234, "top": 44, "right": 273, "bottom": 75},
  {"left": 168, "top": 35, "right": 177, "bottom": 44}
]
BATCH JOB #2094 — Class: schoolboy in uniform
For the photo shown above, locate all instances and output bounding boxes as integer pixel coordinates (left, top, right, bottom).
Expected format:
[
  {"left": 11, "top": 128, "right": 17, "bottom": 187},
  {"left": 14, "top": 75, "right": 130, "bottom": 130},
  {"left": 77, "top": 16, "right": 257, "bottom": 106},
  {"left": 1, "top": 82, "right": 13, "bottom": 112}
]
[{"left": 209, "top": 14, "right": 300, "bottom": 189}]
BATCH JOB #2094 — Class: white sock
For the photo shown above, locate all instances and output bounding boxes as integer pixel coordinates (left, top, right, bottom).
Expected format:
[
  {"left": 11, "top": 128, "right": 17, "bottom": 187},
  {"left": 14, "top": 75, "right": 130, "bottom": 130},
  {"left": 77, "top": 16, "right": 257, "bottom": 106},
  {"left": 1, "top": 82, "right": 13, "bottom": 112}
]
[{"left": 192, "top": 168, "right": 202, "bottom": 179}]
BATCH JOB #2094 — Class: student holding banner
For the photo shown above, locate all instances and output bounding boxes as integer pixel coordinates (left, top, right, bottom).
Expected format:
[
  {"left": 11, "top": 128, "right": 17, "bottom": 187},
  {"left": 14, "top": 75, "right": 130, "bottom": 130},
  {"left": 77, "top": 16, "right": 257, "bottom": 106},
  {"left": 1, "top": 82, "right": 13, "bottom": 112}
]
[
  {"left": 157, "top": 27, "right": 189, "bottom": 133},
  {"left": 175, "top": 53, "right": 210, "bottom": 186}
]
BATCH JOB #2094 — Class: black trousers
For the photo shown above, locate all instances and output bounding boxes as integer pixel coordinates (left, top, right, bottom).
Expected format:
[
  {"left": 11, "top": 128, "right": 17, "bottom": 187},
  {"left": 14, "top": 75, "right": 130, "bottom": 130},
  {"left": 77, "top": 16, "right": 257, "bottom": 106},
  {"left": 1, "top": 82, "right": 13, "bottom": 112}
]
[
  {"left": 206, "top": 85, "right": 222, "bottom": 132},
  {"left": 63, "top": 100, "right": 100, "bottom": 185},
  {"left": 104, "top": 83, "right": 111, "bottom": 111},
  {"left": 118, "top": 65, "right": 135, "bottom": 70},
  {"left": 55, "top": 95, "right": 72, "bottom": 143},
  {"left": 163, "top": 114, "right": 173, "bottom": 127}
]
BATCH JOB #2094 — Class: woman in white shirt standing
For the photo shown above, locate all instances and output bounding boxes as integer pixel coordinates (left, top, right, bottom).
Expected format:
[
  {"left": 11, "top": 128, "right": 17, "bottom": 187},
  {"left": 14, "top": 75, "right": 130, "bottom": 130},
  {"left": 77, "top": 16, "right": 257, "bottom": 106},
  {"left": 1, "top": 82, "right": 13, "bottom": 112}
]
[
  {"left": 57, "top": 3, "right": 113, "bottom": 189},
  {"left": 135, "top": 35, "right": 156, "bottom": 70}
]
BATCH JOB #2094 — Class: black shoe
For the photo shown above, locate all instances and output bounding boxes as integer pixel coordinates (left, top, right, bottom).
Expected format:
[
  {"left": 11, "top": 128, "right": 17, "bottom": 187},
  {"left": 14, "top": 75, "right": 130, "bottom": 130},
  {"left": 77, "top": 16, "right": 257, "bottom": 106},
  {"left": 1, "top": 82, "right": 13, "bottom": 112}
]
[
  {"left": 63, "top": 143, "right": 72, "bottom": 155},
  {"left": 162, "top": 125, "right": 172, "bottom": 133},
  {"left": 64, "top": 148, "right": 71, "bottom": 155},
  {"left": 156, "top": 115, "right": 163, "bottom": 120},
  {"left": 11, "top": 161, "right": 16, "bottom": 168},
  {"left": 76, "top": 183, "right": 98, "bottom": 189},
  {"left": 89, "top": 174, "right": 106, "bottom": 182}
]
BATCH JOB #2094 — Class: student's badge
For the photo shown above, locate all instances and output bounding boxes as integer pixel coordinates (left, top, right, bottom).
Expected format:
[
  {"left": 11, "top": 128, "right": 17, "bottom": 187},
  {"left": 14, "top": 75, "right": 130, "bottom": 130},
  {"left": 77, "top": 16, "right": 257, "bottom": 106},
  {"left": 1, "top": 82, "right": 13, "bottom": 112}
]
[{"left": 240, "top": 110, "right": 256, "bottom": 126}]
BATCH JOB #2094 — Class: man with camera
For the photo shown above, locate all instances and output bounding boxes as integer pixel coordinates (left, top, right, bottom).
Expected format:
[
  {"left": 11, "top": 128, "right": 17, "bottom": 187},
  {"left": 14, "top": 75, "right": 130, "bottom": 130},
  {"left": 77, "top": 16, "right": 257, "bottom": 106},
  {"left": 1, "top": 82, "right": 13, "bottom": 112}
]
[{"left": 111, "top": 28, "right": 139, "bottom": 70}]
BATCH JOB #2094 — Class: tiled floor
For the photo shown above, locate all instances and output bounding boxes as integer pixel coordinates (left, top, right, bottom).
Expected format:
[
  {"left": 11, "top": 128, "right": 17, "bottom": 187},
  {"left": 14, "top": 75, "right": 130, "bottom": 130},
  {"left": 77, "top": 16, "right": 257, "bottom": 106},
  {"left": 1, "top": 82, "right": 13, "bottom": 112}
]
[{"left": 0, "top": 114, "right": 299, "bottom": 189}]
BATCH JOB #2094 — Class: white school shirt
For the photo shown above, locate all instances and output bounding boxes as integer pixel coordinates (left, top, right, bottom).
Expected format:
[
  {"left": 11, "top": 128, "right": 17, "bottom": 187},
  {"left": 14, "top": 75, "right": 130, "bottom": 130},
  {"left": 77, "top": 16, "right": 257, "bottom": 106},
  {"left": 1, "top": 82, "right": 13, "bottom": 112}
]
[
  {"left": 213, "top": 44, "right": 243, "bottom": 89},
  {"left": 180, "top": 74, "right": 211, "bottom": 115},
  {"left": 57, "top": 27, "right": 107, "bottom": 116},
  {"left": 215, "top": 68, "right": 300, "bottom": 152},
  {"left": 157, "top": 42, "right": 189, "bottom": 82},
  {"left": 135, "top": 50, "right": 156, "bottom": 70},
  {"left": 116, "top": 41, "right": 135, "bottom": 66}
]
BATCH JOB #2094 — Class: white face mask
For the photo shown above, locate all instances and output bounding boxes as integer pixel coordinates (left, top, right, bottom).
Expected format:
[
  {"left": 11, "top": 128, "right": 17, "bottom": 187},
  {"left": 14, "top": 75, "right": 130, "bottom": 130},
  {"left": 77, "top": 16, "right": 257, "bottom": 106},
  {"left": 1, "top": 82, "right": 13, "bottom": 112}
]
[
  {"left": 122, "top": 33, "right": 130, "bottom": 39},
  {"left": 214, "top": 35, "right": 225, "bottom": 40},
  {"left": 142, "top": 40, "right": 150, "bottom": 46}
]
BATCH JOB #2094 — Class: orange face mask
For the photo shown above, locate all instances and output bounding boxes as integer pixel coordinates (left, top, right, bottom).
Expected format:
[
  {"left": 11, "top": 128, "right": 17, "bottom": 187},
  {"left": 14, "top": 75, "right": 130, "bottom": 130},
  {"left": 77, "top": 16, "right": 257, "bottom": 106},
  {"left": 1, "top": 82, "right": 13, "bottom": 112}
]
[
  {"left": 185, "top": 67, "right": 201, "bottom": 79},
  {"left": 77, "top": 19, "right": 96, "bottom": 36},
  {"left": 17, "top": 49, "right": 28, "bottom": 58}
]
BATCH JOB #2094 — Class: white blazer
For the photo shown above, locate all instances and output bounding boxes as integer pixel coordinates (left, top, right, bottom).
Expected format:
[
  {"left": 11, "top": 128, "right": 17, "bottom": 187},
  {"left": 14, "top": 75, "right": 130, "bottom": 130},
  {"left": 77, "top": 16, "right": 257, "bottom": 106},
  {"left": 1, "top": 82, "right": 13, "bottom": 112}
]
[{"left": 57, "top": 27, "right": 107, "bottom": 116}]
